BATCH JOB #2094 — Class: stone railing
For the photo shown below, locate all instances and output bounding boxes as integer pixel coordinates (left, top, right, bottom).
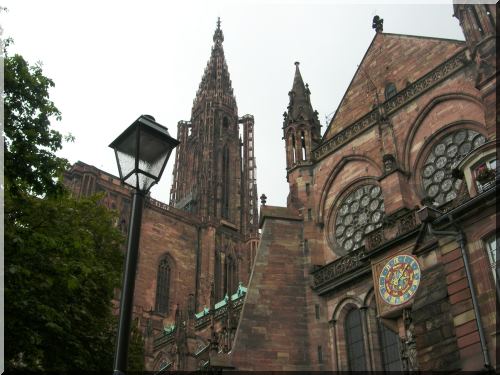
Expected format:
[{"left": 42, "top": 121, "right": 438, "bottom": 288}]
[
  {"left": 194, "top": 296, "right": 245, "bottom": 329},
  {"left": 153, "top": 326, "right": 176, "bottom": 350},
  {"left": 146, "top": 196, "right": 197, "bottom": 222},
  {"left": 365, "top": 208, "right": 420, "bottom": 252},
  {"left": 313, "top": 49, "right": 468, "bottom": 161},
  {"left": 312, "top": 246, "right": 367, "bottom": 288}
]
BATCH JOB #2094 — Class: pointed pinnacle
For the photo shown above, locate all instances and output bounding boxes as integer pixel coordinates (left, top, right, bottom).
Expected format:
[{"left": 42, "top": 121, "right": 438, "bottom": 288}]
[{"left": 213, "top": 17, "right": 224, "bottom": 44}]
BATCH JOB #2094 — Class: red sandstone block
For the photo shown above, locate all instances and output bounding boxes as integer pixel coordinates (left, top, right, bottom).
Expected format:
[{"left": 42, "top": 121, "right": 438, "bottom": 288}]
[
  {"left": 450, "top": 299, "right": 472, "bottom": 316},
  {"left": 442, "top": 248, "right": 462, "bottom": 264},
  {"left": 445, "top": 257, "right": 465, "bottom": 275},
  {"left": 457, "top": 331, "right": 480, "bottom": 349},
  {"left": 455, "top": 320, "right": 478, "bottom": 338},
  {"left": 458, "top": 341, "right": 482, "bottom": 358},
  {"left": 446, "top": 268, "right": 466, "bottom": 285},
  {"left": 449, "top": 288, "right": 471, "bottom": 304},
  {"left": 448, "top": 278, "right": 469, "bottom": 295}
]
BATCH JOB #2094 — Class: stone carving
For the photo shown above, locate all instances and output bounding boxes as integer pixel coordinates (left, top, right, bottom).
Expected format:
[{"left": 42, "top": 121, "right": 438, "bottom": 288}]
[
  {"left": 312, "top": 247, "right": 366, "bottom": 287},
  {"left": 383, "top": 153, "right": 396, "bottom": 173},
  {"left": 401, "top": 308, "right": 418, "bottom": 372},
  {"left": 313, "top": 50, "right": 467, "bottom": 161},
  {"left": 365, "top": 209, "right": 420, "bottom": 252}
]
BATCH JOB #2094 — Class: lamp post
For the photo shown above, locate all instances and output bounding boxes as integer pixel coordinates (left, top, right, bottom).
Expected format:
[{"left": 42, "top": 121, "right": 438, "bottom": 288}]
[{"left": 109, "top": 115, "right": 179, "bottom": 374}]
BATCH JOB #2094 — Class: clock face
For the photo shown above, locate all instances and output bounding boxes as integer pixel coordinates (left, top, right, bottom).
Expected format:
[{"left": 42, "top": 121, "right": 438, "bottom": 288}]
[{"left": 379, "top": 254, "right": 421, "bottom": 306}]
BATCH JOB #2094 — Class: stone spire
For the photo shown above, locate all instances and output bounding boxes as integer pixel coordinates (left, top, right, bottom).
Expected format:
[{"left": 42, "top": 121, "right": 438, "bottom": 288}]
[
  {"left": 286, "top": 62, "right": 318, "bottom": 125},
  {"left": 283, "top": 62, "right": 322, "bottom": 171},
  {"left": 193, "top": 17, "right": 236, "bottom": 113}
]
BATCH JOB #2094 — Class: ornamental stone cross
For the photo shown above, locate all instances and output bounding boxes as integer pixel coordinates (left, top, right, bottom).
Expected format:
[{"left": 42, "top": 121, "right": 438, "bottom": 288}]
[{"left": 260, "top": 194, "right": 267, "bottom": 205}]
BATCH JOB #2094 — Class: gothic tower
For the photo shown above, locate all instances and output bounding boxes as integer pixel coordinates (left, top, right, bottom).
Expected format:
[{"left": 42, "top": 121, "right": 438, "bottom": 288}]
[
  {"left": 170, "top": 19, "right": 257, "bottom": 230},
  {"left": 283, "top": 62, "right": 321, "bottom": 207},
  {"left": 169, "top": 19, "right": 259, "bottom": 303}
]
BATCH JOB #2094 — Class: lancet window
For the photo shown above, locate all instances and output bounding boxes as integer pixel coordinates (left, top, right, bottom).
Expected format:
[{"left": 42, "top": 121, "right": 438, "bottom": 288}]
[{"left": 155, "top": 256, "right": 172, "bottom": 314}]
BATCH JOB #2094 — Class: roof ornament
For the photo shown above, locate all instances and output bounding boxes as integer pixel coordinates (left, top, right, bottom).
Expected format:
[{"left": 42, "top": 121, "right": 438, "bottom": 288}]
[
  {"left": 213, "top": 16, "right": 224, "bottom": 44},
  {"left": 372, "top": 15, "right": 383, "bottom": 33},
  {"left": 260, "top": 194, "right": 267, "bottom": 206}
]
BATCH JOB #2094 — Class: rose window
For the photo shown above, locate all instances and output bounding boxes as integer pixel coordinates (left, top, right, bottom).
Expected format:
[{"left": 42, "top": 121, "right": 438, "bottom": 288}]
[
  {"left": 422, "top": 129, "right": 486, "bottom": 204},
  {"left": 334, "top": 184, "right": 385, "bottom": 252}
]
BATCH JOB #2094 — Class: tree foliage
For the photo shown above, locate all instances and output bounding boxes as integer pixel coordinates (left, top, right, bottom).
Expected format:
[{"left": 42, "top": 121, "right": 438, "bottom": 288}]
[
  {"left": 5, "top": 193, "right": 124, "bottom": 370},
  {"left": 4, "top": 39, "right": 70, "bottom": 198},
  {"left": 4, "top": 42, "right": 144, "bottom": 370}
]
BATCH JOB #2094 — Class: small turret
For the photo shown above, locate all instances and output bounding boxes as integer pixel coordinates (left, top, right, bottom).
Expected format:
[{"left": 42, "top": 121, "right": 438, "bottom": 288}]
[
  {"left": 453, "top": 3, "right": 496, "bottom": 87},
  {"left": 283, "top": 62, "right": 321, "bottom": 170}
]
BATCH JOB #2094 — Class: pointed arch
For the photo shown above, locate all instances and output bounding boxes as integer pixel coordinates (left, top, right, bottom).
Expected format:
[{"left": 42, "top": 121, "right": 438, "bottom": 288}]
[
  {"left": 331, "top": 297, "right": 365, "bottom": 371},
  {"left": 402, "top": 92, "right": 484, "bottom": 172},
  {"left": 363, "top": 286, "right": 376, "bottom": 307},
  {"left": 411, "top": 122, "right": 488, "bottom": 203},
  {"left": 155, "top": 253, "right": 175, "bottom": 315},
  {"left": 317, "top": 155, "right": 383, "bottom": 225},
  {"left": 331, "top": 296, "right": 363, "bottom": 321}
]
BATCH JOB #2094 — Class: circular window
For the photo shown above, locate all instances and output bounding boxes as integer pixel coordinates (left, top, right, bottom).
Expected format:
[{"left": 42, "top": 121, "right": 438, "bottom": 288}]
[
  {"left": 333, "top": 184, "right": 385, "bottom": 253},
  {"left": 422, "top": 129, "right": 486, "bottom": 205}
]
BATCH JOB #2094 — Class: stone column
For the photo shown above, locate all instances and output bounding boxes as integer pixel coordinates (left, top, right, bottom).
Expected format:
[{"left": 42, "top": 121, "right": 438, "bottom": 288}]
[
  {"left": 329, "top": 319, "right": 339, "bottom": 371},
  {"left": 360, "top": 305, "right": 373, "bottom": 371}
]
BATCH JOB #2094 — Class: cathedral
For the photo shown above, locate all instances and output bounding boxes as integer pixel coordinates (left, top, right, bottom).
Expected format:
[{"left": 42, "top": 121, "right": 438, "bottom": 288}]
[{"left": 64, "top": 2, "right": 498, "bottom": 372}]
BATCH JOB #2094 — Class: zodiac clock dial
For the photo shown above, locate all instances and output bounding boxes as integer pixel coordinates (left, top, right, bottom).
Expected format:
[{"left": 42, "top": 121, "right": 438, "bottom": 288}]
[{"left": 379, "top": 254, "right": 421, "bottom": 306}]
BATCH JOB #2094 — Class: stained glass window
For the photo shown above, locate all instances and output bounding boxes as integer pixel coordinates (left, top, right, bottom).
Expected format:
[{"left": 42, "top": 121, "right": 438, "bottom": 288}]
[
  {"left": 345, "top": 309, "right": 366, "bottom": 371},
  {"left": 334, "top": 184, "right": 385, "bottom": 253},
  {"left": 422, "top": 129, "right": 486, "bottom": 204}
]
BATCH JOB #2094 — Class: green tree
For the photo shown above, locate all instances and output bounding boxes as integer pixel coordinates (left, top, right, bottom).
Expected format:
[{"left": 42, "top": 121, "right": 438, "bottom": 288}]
[
  {"left": 5, "top": 193, "right": 124, "bottom": 370},
  {"left": 4, "top": 39, "right": 70, "bottom": 198},
  {"left": 3, "top": 42, "right": 144, "bottom": 370}
]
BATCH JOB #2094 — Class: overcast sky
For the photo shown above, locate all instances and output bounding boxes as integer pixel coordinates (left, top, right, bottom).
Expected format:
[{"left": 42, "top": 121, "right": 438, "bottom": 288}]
[{"left": 2, "top": 0, "right": 466, "bottom": 207}]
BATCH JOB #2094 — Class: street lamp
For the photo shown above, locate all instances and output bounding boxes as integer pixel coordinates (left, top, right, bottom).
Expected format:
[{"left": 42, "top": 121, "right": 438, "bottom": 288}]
[{"left": 109, "top": 115, "right": 179, "bottom": 374}]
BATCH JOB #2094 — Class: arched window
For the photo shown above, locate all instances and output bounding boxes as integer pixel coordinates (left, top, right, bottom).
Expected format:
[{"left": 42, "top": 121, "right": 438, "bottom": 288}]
[
  {"left": 384, "top": 82, "right": 397, "bottom": 100},
  {"left": 333, "top": 184, "right": 385, "bottom": 253},
  {"left": 155, "top": 256, "right": 171, "bottom": 314},
  {"left": 345, "top": 309, "right": 366, "bottom": 371},
  {"left": 421, "top": 128, "right": 486, "bottom": 205},
  {"left": 378, "top": 321, "right": 403, "bottom": 371},
  {"left": 300, "top": 130, "right": 307, "bottom": 160},
  {"left": 291, "top": 133, "right": 297, "bottom": 164},
  {"left": 222, "top": 145, "right": 230, "bottom": 218}
]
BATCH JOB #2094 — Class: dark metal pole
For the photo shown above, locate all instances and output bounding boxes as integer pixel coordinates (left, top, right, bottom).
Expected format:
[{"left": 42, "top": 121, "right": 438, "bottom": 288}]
[{"left": 113, "top": 191, "right": 145, "bottom": 375}]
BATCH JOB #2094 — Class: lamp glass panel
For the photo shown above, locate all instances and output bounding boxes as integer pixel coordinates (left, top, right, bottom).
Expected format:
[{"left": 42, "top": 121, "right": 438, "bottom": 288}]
[
  {"left": 124, "top": 173, "right": 138, "bottom": 190},
  {"left": 114, "top": 127, "right": 138, "bottom": 178},
  {"left": 136, "top": 127, "right": 175, "bottom": 190}
]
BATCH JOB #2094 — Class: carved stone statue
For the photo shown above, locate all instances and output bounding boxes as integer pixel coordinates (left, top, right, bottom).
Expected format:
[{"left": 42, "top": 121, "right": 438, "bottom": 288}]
[
  {"left": 401, "top": 308, "right": 418, "bottom": 372},
  {"left": 383, "top": 153, "right": 396, "bottom": 173}
]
